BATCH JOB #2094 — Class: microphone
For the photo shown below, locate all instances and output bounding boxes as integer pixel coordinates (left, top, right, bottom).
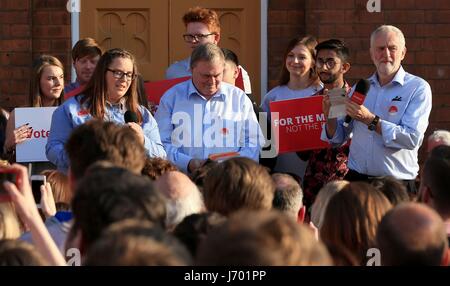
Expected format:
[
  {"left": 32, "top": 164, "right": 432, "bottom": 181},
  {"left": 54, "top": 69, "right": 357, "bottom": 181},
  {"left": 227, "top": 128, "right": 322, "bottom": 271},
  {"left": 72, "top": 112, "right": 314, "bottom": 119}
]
[
  {"left": 343, "top": 79, "right": 370, "bottom": 127},
  {"left": 124, "top": 110, "right": 138, "bottom": 123}
]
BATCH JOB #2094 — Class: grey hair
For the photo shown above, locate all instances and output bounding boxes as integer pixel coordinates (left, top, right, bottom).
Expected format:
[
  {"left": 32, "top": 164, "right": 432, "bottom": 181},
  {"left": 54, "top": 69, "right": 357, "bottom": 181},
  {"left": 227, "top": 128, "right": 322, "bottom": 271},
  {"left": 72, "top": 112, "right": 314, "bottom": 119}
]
[
  {"left": 370, "top": 25, "right": 406, "bottom": 48},
  {"left": 190, "top": 43, "right": 225, "bottom": 69},
  {"left": 271, "top": 173, "right": 303, "bottom": 219},
  {"left": 428, "top": 130, "right": 450, "bottom": 146}
]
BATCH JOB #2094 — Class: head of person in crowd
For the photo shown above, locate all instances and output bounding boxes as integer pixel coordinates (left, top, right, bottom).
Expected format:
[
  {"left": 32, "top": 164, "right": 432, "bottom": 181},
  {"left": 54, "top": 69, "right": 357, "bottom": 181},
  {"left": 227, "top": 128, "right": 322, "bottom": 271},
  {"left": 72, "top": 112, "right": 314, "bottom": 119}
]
[
  {"left": 30, "top": 54, "right": 64, "bottom": 107},
  {"left": 0, "top": 202, "right": 22, "bottom": 239},
  {"left": 190, "top": 159, "right": 219, "bottom": 190},
  {"left": 371, "top": 176, "right": 409, "bottom": 207},
  {"left": 203, "top": 157, "right": 275, "bottom": 216},
  {"left": 310, "top": 180, "right": 349, "bottom": 230},
  {"left": 69, "top": 165, "right": 166, "bottom": 255},
  {"left": 196, "top": 210, "right": 332, "bottom": 266},
  {"left": 221, "top": 48, "right": 240, "bottom": 86},
  {"left": 315, "top": 39, "right": 351, "bottom": 88},
  {"left": 154, "top": 171, "right": 205, "bottom": 230},
  {"left": 320, "top": 182, "right": 392, "bottom": 265},
  {"left": 377, "top": 203, "right": 449, "bottom": 266},
  {"left": 80, "top": 48, "right": 142, "bottom": 122},
  {"left": 172, "top": 212, "right": 227, "bottom": 257},
  {"left": 370, "top": 25, "right": 407, "bottom": 86},
  {"left": 71, "top": 37, "right": 102, "bottom": 86},
  {"left": 420, "top": 145, "right": 450, "bottom": 221},
  {"left": 271, "top": 173, "right": 305, "bottom": 223},
  {"left": 189, "top": 43, "right": 225, "bottom": 100},
  {"left": 0, "top": 239, "right": 47, "bottom": 266},
  {"left": 427, "top": 129, "right": 450, "bottom": 153},
  {"left": 40, "top": 169, "right": 71, "bottom": 211},
  {"left": 141, "top": 157, "right": 178, "bottom": 181},
  {"left": 182, "top": 7, "right": 221, "bottom": 51},
  {"left": 279, "top": 35, "right": 320, "bottom": 86},
  {"left": 84, "top": 219, "right": 191, "bottom": 266},
  {"left": 65, "top": 120, "right": 146, "bottom": 183}
]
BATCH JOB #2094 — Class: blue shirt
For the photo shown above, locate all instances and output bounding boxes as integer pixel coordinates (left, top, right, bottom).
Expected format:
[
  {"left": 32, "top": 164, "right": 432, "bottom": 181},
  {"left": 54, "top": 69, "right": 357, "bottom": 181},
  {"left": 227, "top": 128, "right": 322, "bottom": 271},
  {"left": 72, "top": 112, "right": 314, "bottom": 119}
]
[
  {"left": 155, "top": 80, "right": 264, "bottom": 173},
  {"left": 64, "top": 81, "right": 81, "bottom": 94},
  {"left": 46, "top": 95, "right": 166, "bottom": 172},
  {"left": 321, "top": 66, "right": 432, "bottom": 179}
]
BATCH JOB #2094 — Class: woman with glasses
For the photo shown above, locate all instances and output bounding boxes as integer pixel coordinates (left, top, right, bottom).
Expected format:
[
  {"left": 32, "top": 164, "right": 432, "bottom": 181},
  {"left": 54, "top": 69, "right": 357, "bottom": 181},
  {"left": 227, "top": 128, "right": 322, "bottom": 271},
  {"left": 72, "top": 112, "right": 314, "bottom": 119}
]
[
  {"left": 46, "top": 48, "right": 166, "bottom": 172},
  {"left": 260, "top": 36, "right": 323, "bottom": 181}
]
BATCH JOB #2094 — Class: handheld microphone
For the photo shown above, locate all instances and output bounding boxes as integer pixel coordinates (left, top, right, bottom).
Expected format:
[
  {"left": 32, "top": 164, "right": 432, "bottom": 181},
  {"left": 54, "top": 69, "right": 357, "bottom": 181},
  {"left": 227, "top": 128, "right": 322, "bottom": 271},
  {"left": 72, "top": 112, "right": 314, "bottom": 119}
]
[
  {"left": 343, "top": 79, "right": 370, "bottom": 127},
  {"left": 124, "top": 110, "right": 138, "bottom": 123}
]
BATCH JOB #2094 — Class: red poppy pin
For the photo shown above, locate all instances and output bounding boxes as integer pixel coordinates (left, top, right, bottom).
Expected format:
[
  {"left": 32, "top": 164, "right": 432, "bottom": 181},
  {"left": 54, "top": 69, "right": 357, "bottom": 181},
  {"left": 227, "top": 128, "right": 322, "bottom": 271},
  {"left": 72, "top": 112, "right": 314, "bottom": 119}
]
[{"left": 388, "top": 106, "right": 398, "bottom": 115}]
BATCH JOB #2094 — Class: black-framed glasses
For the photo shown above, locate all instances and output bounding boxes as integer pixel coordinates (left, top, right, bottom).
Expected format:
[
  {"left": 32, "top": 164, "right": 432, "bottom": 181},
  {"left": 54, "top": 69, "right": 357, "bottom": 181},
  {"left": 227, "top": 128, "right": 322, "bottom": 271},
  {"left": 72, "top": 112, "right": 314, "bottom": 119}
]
[
  {"left": 316, "top": 58, "right": 338, "bottom": 69},
  {"left": 107, "top": 69, "right": 136, "bottom": 81},
  {"left": 182, "top": 33, "right": 216, "bottom": 42}
]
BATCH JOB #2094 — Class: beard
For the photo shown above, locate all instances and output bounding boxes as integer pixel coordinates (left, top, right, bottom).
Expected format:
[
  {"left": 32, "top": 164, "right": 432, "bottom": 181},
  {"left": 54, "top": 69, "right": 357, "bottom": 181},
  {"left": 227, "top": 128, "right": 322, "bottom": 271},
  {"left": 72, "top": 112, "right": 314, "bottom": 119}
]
[{"left": 319, "top": 72, "right": 338, "bottom": 84}]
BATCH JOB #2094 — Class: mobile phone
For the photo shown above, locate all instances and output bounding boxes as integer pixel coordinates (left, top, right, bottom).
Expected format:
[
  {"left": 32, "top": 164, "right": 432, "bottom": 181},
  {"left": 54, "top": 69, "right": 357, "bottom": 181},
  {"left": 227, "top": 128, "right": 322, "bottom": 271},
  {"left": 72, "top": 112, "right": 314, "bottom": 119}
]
[
  {"left": 30, "top": 175, "right": 46, "bottom": 206},
  {"left": 0, "top": 168, "right": 19, "bottom": 202}
]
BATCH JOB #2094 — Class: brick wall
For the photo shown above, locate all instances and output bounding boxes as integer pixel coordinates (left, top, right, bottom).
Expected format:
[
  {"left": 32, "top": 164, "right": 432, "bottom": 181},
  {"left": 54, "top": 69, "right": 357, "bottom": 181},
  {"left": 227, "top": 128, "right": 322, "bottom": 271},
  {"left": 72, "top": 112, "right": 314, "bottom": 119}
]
[
  {"left": 268, "top": 0, "right": 450, "bottom": 162},
  {"left": 0, "top": 0, "right": 71, "bottom": 110}
]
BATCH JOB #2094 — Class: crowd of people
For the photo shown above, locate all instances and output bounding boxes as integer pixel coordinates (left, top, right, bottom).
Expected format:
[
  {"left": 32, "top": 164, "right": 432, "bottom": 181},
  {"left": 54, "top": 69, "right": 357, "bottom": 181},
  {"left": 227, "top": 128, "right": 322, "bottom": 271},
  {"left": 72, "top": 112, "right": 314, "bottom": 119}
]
[{"left": 0, "top": 6, "right": 449, "bottom": 266}]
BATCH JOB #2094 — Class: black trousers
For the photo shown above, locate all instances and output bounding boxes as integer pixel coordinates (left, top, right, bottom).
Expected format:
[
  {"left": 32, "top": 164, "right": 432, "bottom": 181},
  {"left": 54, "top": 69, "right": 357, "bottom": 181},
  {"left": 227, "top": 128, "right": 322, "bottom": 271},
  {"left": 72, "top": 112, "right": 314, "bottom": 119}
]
[{"left": 344, "top": 169, "right": 417, "bottom": 195}]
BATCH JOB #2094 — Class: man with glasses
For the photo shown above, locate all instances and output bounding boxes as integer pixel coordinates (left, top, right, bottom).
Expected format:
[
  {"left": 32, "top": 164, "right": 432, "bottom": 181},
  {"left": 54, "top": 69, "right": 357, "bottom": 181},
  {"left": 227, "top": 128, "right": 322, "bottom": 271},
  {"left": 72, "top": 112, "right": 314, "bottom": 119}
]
[
  {"left": 322, "top": 25, "right": 432, "bottom": 195},
  {"left": 299, "top": 39, "right": 352, "bottom": 208},
  {"left": 156, "top": 43, "right": 263, "bottom": 174},
  {"left": 165, "top": 6, "right": 252, "bottom": 94}
]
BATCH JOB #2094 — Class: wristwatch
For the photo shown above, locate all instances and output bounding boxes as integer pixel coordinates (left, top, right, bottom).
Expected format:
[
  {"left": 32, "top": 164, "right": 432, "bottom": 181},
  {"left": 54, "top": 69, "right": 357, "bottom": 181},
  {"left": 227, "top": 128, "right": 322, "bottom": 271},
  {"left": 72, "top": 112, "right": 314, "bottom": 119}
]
[{"left": 368, "top": 115, "right": 380, "bottom": 131}]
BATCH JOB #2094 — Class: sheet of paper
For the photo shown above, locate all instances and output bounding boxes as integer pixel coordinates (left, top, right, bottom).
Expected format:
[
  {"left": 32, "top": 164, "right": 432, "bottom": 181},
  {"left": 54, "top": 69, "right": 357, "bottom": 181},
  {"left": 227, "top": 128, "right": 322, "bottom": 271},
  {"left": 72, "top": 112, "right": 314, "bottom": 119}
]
[{"left": 328, "top": 88, "right": 348, "bottom": 119}]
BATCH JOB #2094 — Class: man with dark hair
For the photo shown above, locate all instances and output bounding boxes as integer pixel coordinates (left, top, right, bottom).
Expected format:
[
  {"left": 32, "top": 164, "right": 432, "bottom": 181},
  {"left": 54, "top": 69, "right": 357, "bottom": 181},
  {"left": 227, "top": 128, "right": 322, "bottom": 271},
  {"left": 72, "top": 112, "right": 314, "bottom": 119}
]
[
  {"left": 420, "top": 145, "right": 450, "bottom": 243},
  {"left": 376, "top": 203, "right": 448, "bottom": 266},
  {"left": 66, "top": 120, "right": 146, "bottom": 181},
  {"left": 299, "top": 39, "right": 351, "bottom": 208},
  {"left": 70, "top": 165, "right": 167, "bottom": 255},
  {"left": 156, "top": 43, "right": 263, "bottom": 174},
  {"left": 271, "top": 173, "right": 305, "bottom": 222},
  {"left": 65, "top": 37, "right": 102, "bottom": 93}
]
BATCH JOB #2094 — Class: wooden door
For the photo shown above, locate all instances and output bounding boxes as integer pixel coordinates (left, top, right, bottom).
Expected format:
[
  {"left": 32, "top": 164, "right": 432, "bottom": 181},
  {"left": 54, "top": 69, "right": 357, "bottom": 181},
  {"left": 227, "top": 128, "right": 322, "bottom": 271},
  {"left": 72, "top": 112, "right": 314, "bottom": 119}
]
[
  {"left": 80, "top": 0, "right": 169, "bottom": 81},
  {"left": 79, "top": 0, "right": 261, "bottom": 101}
]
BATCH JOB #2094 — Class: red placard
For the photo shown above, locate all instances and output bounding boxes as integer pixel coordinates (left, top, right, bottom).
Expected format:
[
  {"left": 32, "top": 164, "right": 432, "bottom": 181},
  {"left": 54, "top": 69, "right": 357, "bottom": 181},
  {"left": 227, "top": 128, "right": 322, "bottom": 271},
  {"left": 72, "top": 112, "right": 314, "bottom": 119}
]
[
  {"left": 144, "top": 76, "right": 191, "bottom": 105},
  {"left": 270, "top": 96, "right": 330, "bottom": 153}
]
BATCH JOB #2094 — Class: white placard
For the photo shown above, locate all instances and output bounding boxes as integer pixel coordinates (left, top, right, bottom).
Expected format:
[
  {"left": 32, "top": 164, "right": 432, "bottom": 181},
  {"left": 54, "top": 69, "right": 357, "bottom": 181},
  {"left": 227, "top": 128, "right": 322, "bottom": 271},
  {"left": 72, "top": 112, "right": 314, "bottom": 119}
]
[{"left": 15, "top": 107, "right": 57, "bottom": 162}]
